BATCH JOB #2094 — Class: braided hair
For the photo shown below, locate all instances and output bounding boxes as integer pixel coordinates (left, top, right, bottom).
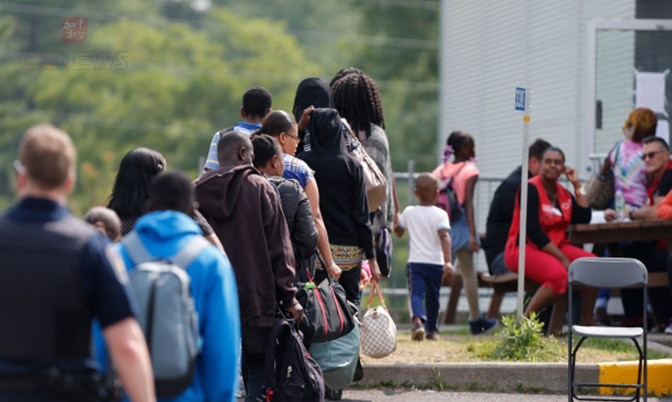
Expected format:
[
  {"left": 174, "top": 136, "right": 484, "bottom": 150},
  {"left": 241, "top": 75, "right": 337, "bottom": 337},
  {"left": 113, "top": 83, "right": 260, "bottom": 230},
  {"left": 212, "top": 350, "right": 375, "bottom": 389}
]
[
  {"left": 329, "top": 67, "right": 359, "bottom": 87},
  {"left": 331, "top": 70, "right": 385, "bottom": 138}
]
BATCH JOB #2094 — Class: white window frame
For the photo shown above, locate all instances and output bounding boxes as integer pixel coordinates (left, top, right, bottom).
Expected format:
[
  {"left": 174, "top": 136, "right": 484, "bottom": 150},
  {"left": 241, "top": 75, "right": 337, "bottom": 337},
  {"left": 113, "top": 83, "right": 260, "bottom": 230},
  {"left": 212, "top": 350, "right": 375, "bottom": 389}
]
[{"left": 586, "top": 19, "right": 672, "bottom": 165}]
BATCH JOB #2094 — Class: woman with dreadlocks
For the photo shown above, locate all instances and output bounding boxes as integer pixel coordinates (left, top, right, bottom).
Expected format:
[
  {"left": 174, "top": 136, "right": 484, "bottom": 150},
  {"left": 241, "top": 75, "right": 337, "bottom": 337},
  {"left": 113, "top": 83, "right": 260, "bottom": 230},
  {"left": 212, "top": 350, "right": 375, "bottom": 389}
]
[{"left": 331, "top": 69, "right": 401, "bottom": 279}]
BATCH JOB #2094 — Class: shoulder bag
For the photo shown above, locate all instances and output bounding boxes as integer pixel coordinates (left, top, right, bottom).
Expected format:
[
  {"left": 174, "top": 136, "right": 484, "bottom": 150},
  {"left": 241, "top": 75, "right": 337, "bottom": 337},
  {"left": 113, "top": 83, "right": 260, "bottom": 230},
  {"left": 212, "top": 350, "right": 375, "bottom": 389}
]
[
  {"left": 345, "top": 124, "right": 387, "bottom": 212},
  {"left": 586, "top": 141, "right": 620, "bottom": 210},
  {"left": 296, "top": 257, "right": 355, "bottom": 345}
]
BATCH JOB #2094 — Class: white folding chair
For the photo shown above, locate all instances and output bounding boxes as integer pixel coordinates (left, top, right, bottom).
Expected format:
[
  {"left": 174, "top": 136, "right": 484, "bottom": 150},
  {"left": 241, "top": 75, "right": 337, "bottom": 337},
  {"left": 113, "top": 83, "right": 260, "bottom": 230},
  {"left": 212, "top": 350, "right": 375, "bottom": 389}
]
[{"left": 568, "top": 257, "right": 648, "bottom": 402}]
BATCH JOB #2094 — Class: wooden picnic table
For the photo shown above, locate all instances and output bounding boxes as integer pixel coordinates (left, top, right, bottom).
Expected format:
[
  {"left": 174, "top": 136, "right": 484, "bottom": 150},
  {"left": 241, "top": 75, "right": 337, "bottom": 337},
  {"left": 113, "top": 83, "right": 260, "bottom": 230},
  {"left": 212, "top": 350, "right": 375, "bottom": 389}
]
[
  {"left": 568, "top": 219, "right": 672, "bottom": 288},
  {"left": 569, "top": 219, "right": 672, "bottom": 246},
  {"left": 539, "top": 219, "right": 672, "bottom": 335}
]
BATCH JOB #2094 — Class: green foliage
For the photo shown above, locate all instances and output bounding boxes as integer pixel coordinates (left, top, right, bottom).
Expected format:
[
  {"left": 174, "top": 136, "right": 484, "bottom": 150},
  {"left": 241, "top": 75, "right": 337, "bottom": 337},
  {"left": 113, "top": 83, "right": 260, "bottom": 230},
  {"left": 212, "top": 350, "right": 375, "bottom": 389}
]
[
  {"left": 427, "top": 369, "right": 450, "bottom": 391},
  {"left": 0, "top": 5, "right": 319, "bottom": 214},
  {"left": 472, "top": 313, "right": 564, "bottom": 362},
  {"left": 0, "top": 0, "right": 440, "bottom": 222}
]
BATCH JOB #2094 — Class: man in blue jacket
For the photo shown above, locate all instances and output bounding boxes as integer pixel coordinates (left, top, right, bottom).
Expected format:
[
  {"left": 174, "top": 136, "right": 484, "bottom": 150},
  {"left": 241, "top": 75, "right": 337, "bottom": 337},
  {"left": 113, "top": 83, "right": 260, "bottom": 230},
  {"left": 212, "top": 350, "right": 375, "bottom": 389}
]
[{"left": 101, "top": 171, "right": 241, "bottom": 402}]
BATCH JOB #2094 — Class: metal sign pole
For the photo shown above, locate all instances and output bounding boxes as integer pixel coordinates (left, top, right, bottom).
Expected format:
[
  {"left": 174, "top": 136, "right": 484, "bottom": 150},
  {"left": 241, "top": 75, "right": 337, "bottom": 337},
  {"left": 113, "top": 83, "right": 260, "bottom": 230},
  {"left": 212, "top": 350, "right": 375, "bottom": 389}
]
[{"left": 515, "top": 87, "right": 532, "bottom": 321}]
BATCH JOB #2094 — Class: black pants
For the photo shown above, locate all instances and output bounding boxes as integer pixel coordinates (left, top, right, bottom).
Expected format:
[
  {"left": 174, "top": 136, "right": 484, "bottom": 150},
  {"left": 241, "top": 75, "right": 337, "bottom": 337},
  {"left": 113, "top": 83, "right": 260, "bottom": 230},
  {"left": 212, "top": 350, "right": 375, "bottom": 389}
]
[
  {"left": 314, "top": 263, "right": 362, "bottom": 311},
  {"left": 241, "top": 325, "right": 273, "bottom": 402},
  {"left": 621, "top": 243, "right": 672, "bottom": 326}
]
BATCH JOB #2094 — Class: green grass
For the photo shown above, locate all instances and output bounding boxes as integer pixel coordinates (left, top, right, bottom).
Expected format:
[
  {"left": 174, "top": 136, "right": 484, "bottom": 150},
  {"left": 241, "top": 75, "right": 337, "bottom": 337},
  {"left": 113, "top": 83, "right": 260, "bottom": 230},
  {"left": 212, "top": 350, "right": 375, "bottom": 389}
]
[{"left": 582, "top": 338, "right": 669, "bottom": 360}]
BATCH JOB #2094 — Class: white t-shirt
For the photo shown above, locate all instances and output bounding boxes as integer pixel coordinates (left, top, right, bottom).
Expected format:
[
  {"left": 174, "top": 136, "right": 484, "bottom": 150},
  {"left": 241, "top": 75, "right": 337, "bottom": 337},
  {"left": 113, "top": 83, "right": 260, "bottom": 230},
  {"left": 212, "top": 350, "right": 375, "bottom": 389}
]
[{"left": 398, "top": 205, "right": 451, "bottom": 265}]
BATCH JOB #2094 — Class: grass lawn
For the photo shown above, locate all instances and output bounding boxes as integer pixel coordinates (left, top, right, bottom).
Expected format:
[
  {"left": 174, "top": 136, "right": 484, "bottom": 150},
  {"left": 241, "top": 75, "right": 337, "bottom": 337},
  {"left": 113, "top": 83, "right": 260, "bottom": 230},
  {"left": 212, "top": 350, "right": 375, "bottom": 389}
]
[{"left": 361, "top": 328, "right": 670, "bottom": 365}]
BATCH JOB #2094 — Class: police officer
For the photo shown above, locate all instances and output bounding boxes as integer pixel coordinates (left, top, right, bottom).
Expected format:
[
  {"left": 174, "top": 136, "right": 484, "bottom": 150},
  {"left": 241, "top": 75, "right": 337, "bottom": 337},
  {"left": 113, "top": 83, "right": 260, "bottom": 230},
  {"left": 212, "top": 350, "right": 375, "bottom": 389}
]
[{"left": 0, "top": 125, "right": 155, "bottom": 402}]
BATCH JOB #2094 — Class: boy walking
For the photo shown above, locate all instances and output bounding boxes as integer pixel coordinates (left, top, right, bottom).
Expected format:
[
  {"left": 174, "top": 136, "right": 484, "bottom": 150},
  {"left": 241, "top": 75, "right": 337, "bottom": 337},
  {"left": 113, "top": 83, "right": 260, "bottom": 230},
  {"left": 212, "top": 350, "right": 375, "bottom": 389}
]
[{"left": 394, "top": 173, "right": 454, "bottom": 341}]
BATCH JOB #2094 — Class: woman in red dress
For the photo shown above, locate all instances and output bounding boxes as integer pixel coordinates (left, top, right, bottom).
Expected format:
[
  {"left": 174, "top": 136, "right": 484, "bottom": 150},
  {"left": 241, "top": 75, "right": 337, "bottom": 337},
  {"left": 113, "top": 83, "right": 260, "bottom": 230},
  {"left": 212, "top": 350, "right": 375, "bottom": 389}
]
[{"left": 505, "top": 146, "right": 598, "bottom": 325}]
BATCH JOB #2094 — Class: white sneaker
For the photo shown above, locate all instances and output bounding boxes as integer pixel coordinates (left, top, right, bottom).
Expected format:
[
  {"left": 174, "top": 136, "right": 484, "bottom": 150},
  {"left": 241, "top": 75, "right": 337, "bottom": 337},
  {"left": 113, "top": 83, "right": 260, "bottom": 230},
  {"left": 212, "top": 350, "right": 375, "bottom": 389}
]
[{"left": 665, "top": 323, "right": 672, "bottom": 334}]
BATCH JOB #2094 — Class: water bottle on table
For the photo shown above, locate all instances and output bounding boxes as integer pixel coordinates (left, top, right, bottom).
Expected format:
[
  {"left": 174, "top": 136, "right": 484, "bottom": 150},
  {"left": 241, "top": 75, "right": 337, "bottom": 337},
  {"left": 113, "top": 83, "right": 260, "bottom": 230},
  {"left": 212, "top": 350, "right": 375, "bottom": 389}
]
[{"left": 615, "top": 189, "right": 625, "bottom": 221}]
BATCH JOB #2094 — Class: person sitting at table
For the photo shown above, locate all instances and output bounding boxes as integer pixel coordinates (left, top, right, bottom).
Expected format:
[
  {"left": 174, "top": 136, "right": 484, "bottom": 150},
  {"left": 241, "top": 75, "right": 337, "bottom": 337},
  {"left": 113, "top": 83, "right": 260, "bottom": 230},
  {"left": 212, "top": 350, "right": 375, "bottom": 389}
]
[
  {"left": 657, "top": 163, "right": 672, "bottom": 334},
  {"left": 606, "top": 137, "right": 672, "bottom": 221},
  {"left": 504, "top": 146, "right": 598, "bottom": 325},
  {"left": 483, "top": 138, "right": 551, "bottom": 276},
  {"left": 605, "top": 136, "right": 672, "bottom": 331}
]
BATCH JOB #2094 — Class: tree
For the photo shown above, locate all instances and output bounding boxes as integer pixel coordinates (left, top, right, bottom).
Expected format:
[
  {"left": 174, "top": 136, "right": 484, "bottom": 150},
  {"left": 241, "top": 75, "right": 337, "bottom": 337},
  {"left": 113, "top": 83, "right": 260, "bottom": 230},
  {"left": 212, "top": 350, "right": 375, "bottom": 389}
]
[{"left": 0, "top": 8, "right": 319, "bottom": 213}]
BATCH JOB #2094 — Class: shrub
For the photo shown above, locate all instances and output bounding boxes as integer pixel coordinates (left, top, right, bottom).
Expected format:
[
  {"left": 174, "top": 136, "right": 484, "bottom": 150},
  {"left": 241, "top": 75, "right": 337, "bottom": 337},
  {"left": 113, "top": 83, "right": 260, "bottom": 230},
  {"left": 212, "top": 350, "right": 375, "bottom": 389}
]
[{"left": 473, "top": 312, "right": 564, "bottom": 362}]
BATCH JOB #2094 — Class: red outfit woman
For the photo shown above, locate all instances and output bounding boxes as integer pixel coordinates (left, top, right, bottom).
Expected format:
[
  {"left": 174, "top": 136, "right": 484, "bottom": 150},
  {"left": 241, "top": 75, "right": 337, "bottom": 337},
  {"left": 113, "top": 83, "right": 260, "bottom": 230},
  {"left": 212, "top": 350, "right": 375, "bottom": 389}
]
[{"left": 505, "top": 175, "right": 594, "bottom": 295}]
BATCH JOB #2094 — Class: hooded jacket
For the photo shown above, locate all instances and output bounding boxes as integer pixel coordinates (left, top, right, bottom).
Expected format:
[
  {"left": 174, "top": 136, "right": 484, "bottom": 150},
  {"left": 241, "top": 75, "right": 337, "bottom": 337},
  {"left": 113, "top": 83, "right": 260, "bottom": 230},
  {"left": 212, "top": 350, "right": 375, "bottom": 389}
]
[
  {"left": 298, "top": 108, "right": 374, "bottom": 259},
  {"left": 195, "top": 165, "right": 298, "bottom": 327},
  {"left": 292, "top": 77, "right": 334, "bottom": 152},
  {"left": 94, "top": 211, "right": 241, "bottom": 402},
  {"left": 268, "top": 176, "right": 318, "bottom": 260}
]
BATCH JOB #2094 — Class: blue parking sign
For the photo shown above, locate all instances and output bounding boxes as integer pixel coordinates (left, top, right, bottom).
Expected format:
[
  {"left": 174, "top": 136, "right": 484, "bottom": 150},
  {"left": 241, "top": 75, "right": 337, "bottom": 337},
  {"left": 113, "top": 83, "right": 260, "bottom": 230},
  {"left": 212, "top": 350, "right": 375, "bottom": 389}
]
[{"left": 515, "top": 87, "right": 525, "bottom": 111}]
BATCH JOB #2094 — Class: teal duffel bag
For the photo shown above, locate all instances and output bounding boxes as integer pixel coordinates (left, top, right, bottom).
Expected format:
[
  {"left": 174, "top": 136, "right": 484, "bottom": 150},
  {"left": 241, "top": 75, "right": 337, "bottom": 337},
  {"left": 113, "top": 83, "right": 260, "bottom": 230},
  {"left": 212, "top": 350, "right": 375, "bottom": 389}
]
[{"left": 309, "top": 322, "right": 360, "bottom": 389}]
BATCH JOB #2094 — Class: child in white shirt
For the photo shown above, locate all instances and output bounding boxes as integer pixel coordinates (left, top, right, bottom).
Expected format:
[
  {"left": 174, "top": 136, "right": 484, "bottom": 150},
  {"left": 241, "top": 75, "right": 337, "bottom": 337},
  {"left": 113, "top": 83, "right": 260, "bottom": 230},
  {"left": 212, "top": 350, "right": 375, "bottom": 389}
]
[{"left": 394, "top": 173, "right": 454, "bottom": 341}]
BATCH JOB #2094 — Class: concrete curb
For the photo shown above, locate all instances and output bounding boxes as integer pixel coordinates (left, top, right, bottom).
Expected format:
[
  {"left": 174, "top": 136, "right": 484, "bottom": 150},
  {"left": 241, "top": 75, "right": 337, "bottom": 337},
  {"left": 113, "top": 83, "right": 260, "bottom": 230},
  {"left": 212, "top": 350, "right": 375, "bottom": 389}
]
[
  {"left": 359, "top": 343, "right": 672, "bottom": 395},
  {"left": 358, "top": 363, "right": 597, "bottom": 393}
]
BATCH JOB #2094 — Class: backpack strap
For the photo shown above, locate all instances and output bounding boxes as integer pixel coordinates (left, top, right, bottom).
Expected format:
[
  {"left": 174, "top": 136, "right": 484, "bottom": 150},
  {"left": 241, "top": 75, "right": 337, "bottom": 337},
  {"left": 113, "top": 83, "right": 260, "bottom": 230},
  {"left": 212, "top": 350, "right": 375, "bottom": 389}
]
[
  {"left": 440, "top": 161, "right": 469, "bottom": 184},
  {"left": 264, "top": 319, "right": 291, "bottom": 397},
  {"left": 122, "top": 231, "right": 155, "bottom": 265},
  {"left": 122, "top": 231, "right": 210, "bottom": 268},
  {"left": 171, "top": 236, "right": 211, "bottom": 269}
]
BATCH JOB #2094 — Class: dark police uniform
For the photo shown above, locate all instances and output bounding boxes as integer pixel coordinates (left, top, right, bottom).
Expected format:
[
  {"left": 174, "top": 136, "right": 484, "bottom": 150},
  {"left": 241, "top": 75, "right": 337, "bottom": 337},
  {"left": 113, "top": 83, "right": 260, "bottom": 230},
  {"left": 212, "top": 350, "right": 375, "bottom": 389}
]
[{"left": 0, "top": 197, "right": 136, "bottom": 401}]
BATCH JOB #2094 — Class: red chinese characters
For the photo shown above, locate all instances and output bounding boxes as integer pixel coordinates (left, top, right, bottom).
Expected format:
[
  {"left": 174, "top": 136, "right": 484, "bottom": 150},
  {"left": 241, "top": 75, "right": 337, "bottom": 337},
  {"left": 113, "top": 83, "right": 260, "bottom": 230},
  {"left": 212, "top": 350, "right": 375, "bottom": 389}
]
[{"left": 62, "top": 17, "right": 87, "bottom": 44}]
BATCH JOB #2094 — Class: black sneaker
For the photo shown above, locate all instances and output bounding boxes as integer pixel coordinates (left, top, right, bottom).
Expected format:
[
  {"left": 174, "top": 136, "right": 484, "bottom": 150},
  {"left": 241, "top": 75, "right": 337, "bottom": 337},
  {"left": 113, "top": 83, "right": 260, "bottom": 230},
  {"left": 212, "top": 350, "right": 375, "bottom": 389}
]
[
  {"left": 325, "top": 387, "right": 343, "bottom": 401},
  {"left": 468, "top": 316, "right": 498, "bottom": 335}
]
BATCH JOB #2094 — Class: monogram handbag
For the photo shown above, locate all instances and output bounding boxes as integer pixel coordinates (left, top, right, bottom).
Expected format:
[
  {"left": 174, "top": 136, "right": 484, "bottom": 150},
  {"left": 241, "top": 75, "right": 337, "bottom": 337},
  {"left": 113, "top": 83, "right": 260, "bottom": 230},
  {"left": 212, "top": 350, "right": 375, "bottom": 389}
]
[
  {"left": 360, "top": 281, "right": 396, "bottom": 358},
  {"left": 585, "top": 171, "right": 614, "bottom": 210},
  {"left": 586, "top": 141, "right": 620, "bottom": 210}
]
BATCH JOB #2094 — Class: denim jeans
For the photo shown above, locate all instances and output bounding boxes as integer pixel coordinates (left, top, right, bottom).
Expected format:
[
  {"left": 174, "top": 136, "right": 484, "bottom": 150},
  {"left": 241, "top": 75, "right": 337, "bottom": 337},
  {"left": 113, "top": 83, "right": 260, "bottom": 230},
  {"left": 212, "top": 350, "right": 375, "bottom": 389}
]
[{"left": 406, "top": 262, "right": 443, "bottom": 333}]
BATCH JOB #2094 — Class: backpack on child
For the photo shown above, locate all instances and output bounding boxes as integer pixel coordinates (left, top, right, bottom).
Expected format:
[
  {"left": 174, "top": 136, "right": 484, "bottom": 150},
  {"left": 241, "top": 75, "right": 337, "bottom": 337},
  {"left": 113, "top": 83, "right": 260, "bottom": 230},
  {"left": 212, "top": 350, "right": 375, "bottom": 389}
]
[
  {"left": 122, "top": 231, "right": 209, "bottom": 398},
  {"left": 437, "top": 162, "right": 468, "bottom": 221},
  {"left": 264, "top": 318, "right": 325, "bottom": 402}
]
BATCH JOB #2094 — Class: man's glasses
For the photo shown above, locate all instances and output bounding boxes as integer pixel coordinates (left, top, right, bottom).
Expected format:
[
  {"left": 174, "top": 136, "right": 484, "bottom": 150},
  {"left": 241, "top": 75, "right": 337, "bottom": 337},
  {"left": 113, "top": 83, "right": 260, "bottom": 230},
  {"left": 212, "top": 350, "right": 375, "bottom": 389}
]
[{"left": 642, "top": 151, "right": 666, "bottom": 160}]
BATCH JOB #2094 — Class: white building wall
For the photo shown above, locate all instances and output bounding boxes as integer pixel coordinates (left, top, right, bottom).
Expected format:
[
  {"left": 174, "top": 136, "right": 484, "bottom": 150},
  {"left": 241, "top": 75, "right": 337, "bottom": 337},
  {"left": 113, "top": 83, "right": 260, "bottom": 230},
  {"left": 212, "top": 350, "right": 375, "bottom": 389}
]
[{"left": 439, "top": 0, "right": 636, "bottom": 235}]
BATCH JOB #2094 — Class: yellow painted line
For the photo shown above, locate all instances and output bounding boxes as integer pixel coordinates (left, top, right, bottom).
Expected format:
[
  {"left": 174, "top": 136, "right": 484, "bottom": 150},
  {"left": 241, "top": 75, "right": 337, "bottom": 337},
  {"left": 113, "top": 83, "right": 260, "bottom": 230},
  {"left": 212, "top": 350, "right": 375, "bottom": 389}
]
[
  {"left": 598, "top": 359, "right": 672, "bottom": 396},
  {"left": 523, "top": 116, "right": 530, "bottom": 122}
]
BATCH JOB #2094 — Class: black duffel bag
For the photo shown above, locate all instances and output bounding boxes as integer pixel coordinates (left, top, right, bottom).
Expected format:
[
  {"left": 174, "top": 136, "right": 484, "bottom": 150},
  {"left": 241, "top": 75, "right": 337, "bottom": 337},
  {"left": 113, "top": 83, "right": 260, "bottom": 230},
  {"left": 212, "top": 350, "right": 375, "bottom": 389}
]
[{"left": 296, "top": 274, "right": 355, "bottom": 345}]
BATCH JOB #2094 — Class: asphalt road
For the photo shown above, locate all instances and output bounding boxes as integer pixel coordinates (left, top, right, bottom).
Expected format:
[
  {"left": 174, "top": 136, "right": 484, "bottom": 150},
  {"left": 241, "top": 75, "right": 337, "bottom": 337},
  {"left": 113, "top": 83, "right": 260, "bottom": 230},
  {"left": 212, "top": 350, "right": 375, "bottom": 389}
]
[{"left": 342, "top": 390, "right": 672, "bottom": 402}]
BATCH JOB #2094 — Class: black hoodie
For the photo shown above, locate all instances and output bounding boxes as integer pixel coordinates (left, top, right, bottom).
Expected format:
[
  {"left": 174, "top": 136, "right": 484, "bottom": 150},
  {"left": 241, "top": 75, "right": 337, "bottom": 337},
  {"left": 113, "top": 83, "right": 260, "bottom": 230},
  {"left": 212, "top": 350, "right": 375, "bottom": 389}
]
[
  {"left": 298, "top": 108, "right": 374, "bottom": 259},
  {"left": 292, "top": 77, "right": 334, "bottom": 152}
]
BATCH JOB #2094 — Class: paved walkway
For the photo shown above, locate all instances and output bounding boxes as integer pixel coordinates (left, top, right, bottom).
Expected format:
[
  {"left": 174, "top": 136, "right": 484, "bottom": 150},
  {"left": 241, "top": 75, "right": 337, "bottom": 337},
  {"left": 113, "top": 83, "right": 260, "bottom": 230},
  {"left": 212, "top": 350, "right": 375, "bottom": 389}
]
[{"left": 344, "top": 390, "right": 672, "bottom": 402}]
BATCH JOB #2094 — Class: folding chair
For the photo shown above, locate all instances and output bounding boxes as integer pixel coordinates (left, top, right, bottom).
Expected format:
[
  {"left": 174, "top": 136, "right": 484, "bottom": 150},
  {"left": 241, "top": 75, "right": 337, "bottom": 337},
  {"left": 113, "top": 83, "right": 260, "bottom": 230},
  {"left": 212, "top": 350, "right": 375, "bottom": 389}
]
[{"left": 568, "top": 257, "right": 648, "bottom": 402}]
